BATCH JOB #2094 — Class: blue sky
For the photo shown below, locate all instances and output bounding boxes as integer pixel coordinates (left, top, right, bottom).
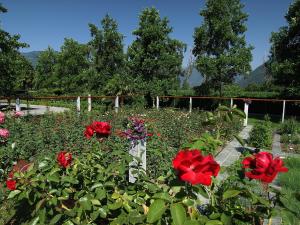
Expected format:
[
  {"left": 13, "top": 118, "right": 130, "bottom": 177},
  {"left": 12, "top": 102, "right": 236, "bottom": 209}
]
[{"left": 0, "top": 0, "right": 293, "bottom": 69}]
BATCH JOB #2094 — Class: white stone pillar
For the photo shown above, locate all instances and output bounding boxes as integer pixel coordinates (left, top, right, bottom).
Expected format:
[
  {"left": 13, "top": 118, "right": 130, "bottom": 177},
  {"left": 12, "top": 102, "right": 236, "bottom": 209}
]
[
  {"left": 189, "top": 97, "right": 192, "bottom": 113},
  {"left": 88, "top": 94, "right": 92, "bottom": 112},
  {"left": 281, "top": 100, "right": 286, "bottom": 123},
  {"left": 156, "top": 96, "right": 159, "bottom": 110},
  {"left": 16, "top": 98, "right": 21, "bottom": 112},
  {"left": 115, "top": 96, "right": 119, "bottom": 113},
  {"left": 76, "top": 96, "right": 80, "bottom": 113},
  {"left": 243, "top": 102, "right": 249, "bottom": 126},
  {"left": 129, "top": 140, "right": 146, "bottom": 183}
]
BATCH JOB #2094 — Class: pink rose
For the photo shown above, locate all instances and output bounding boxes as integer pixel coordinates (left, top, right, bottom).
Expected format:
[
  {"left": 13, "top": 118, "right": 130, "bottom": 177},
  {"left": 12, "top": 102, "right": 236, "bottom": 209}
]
[
  {"left": 0, "top": 112, "right": 5, "bottom": 124},
  {"left": 0, "top": 129, "right": 9, "bottom": 139}
]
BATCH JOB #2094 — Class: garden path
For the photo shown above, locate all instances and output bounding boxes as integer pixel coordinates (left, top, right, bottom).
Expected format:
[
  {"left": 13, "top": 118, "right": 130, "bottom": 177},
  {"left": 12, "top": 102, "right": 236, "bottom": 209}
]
[
  {"left": 215, "top": 125, "right": 253, "bottom": 167},
  {"left": 0, "top": 103, "right": 69, "bottom": 116}
]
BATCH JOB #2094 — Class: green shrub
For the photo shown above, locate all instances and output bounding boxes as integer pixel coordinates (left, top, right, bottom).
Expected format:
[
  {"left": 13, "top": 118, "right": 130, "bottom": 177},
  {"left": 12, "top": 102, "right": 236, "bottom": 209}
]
[
  {"left": 279, "top": 118, "right": 299, "bottom": 135},
  {"left": 249, "top": 123, "right": 272, "bottom": 148}
]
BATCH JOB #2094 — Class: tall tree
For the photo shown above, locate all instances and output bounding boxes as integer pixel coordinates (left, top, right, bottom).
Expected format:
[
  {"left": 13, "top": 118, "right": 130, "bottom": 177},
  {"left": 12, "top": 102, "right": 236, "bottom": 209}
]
[
  {"left": 127, "top": 7, "right": 186, "bottom": 96},
  {"left": 55, "top": 38, "right": 89, "bottom": 93},
  {"left": 88, "top": 14, "right": 125, "bottom": 90},
  {"left": 34, "top": 47, "right": 58, "bottom": 89},
  {"left": 0, "top": 4, "right": 29, "bottom": 96},
  {"left": 193, "top": 0, "right": 253, "bottom": 96},
  {"left": 267, "top": 0, "right": 300, "bottom": 97}
]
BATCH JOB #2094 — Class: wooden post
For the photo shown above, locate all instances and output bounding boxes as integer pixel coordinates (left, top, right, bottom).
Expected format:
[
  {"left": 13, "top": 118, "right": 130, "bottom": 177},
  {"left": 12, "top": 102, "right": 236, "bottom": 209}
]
[
  {"left": 189, "top": 97, "right": 192, "bottom": 113},
  {"left": 88, "top": 94, "right": 92, "bottom": 112},
  {"left": 129, "top": 140, "right": 146, "bottom": 183},
  {"left": 115, "top": 96, "right": 119, "bottom": 113},
  {"left": 281, "top": 100, "right": 286, "bottom": 123},
  {"left": 156, "top": 96, "right": 159, "bottom": 110},
  {"left": 16, "top": 98, "right": 21, "bottom": 112},
  {"left": 243, "top": 102, "right": 249, "bottom": 126},
  {"left": 76, "top": 96, "right": 80, "bottom": 113},
  {"left": 230, "top": 98, "right": 233, "bottom": 108}
]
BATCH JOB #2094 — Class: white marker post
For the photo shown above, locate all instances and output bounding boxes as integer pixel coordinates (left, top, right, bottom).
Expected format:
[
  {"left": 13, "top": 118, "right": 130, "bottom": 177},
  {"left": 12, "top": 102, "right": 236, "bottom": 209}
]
[
  {"left": 115, "top": 96, "right": 119, "bottom": 113},
  {"left": 16, "top": 98, "right": 21, "bottom": 112},
  {"left": 230, "top": 98, "right": 233, "bottom": 108},
  {"left": 129, "top": 140, "right": 146, "bottom": 183},
  {"left": 88, "top": 94, "right": 92, "bottom": 112},
  {"left": 243, "top": 102, "right": 249, "bottom": 126},
  {"left": 76, "top": 96, "right": 80, "bottom": 113},
  {"left": 156, "top": 96, "right": 159, "bottom": 110},
  {"left": 281, "top": 100, "right": 286, "bottom": 123},
  {"left": 189, "top": 97, "right": 192, "bottom": 113}
]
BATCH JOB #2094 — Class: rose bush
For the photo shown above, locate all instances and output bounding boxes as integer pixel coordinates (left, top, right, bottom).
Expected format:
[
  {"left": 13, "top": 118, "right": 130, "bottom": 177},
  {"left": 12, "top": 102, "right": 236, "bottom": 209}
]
[{"left": 0, "top": 108, "right": 294, "bottom": 224}]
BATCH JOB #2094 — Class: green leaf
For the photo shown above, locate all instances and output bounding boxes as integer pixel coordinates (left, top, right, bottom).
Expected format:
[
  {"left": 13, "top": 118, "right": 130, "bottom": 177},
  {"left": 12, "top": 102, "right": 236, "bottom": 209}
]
[
  {"left": 222, "top": 190, "right": 241, "bottom": 200},
  {"left": 221, "top": 213, "right": 231, "bottom": 225},
  {"left": 49, "top": 214, "right": 62, "bottom": 225},
  {"left": 146, "top": 199, "right": 166, "bottom": 223},
  {"left": 170, "top": 203, "right": 187, "bottom": 225},
  {"left": 29, "top": 216, "right": 39, "bottom": 225},
  {"left": 79, "top": 196, "right": 92, "bottom": 211},
  {"left": 108, "top": 198, "right": 123, "bottom": 210},
  {"left": 47, "top": 173, "right": 60, "bottom": 183},
  {"left": 184, "top": 220, "right": 200, "bottom": 225},
  {"left": 63, "top": 221, "right": 75, "bottom": 225},
  {"left": 205, "top": 220, "right": 223, "bottom": 225},
  {"left": 8, "top": 190, "right": 21, "bottom": 199},
  {"left": 152, "top": 192, "right": 172, "bottom": 203}
]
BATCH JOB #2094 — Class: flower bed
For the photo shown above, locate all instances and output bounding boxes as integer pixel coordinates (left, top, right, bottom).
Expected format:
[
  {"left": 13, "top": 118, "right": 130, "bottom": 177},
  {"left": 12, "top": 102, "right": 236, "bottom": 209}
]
[{"left": 0, "top": 107, "right": 295, "bottom": 224}]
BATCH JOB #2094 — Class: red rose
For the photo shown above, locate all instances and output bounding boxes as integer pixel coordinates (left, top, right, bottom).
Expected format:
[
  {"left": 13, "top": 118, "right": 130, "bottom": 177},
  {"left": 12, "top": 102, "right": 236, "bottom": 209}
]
[
  {"left": 91, "top": 121, "right": 111, "bottom": 137},
  {"left": 84, "top": 125, "right": 94, "bottom": 139},
  {"left": 57, "top": 151, "right": 72, "bottom": 168},
  {"left": 6, "top": 179, "right": 16, "bottom": 190},
  {"left": 173, "top": 149, "right": 220, "bottom": 186},
  {"left": 242, "top": 152, "right": 288, "bottom": 183}
]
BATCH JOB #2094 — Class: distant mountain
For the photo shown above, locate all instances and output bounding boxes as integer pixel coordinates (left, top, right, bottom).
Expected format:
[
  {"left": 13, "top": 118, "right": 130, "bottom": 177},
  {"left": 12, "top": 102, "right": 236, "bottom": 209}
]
[
  {"left": 181, "top": 64, "right": 267, "bottom": 88},
  {"left": 21, "top": 51, "right": 43, "bottom": 67},
  {"left": 236, "top": 64, "right": 267, "bottom": 87}
]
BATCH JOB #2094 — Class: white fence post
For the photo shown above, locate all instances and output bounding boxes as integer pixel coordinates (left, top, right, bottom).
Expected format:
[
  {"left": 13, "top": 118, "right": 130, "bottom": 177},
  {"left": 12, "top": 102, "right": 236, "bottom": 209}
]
[
  {"left": 230, "top": 98, "right": 233, "bottom": 108},
  {"left": 129, "top": 140, "right": 146, "bottom": 183},
  {"left": 189, "top": 97, "right": 192, "bottom": 113},
  {"left": 76, "top": 96, "right": 80, "bottom": 113},
  {"left": 16, "top": 98, "right": 21, "bottom": 112},
  {"left": 243, "top": 102, "right": 249, "bottom": 126},
  {"left": 88, "top": 94, "right": 92, "bottom": 112},
  {"left": 156, "top": 96, "right": 159, "bottom": 110},
  {"left": 281, "top": 100, "right": 286, "bottom": 123},
  {"left": 115, "top": 96, "right": 119, "bottom": 113}
]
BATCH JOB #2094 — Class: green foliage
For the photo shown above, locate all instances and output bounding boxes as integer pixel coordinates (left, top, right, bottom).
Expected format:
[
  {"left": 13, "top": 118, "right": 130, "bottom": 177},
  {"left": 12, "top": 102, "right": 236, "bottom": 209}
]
[
  {"left": 34, "top": 47, "right": 58, "bottom": 90},
  {"left": 127, "top": 7, "right": 186, "bottom": 97},
  {"left": 279, "top": 118, "right": 299, "bottom": 135},
  {"left": 182, "top": 133, "right": 223, "bottom": 155},
  {"left": 193, "top": 0, "right": 253, "bottom": 96},
  {"left": 267, "top": 0, "right": 300, "bottom": 97},
  {"left": 249, "top": 122, "right": 272, "bottom": 149},
  {"left": 0, "top": 4, "right": 30, "bottom": 96}
]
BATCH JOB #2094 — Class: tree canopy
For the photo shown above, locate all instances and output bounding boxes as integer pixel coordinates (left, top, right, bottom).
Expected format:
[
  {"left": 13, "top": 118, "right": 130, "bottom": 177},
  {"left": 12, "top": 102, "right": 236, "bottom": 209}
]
[
  {"left": 193, "top": 0, "right": 253, "bottom": 96},
  {"left": 267, "top": 0, "right": 300, "bottom": 97},
  {"left": 0, "top": 4, "right": 31, "bottom": 96},
  {"left": 127, "top": 7, "right": 186, "bottom": 96}
]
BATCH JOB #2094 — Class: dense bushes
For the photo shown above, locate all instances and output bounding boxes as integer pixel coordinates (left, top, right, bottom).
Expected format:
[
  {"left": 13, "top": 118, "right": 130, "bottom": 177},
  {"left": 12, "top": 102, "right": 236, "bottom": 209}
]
[{"left": 249, "top": 118, "right": 273, "bottom": 149}]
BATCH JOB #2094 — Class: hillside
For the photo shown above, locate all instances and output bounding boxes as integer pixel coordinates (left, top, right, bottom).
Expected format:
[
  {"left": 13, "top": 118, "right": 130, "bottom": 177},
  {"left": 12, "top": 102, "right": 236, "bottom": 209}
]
[
  {"left": 181, "top": 64, "right": 267, "bottom": 88},
  {"left": 237, "top": 64, "right": 267, "bottom": 87},
  {"left": 21, "top": 51, "right": 43, "bottom": 67}
]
